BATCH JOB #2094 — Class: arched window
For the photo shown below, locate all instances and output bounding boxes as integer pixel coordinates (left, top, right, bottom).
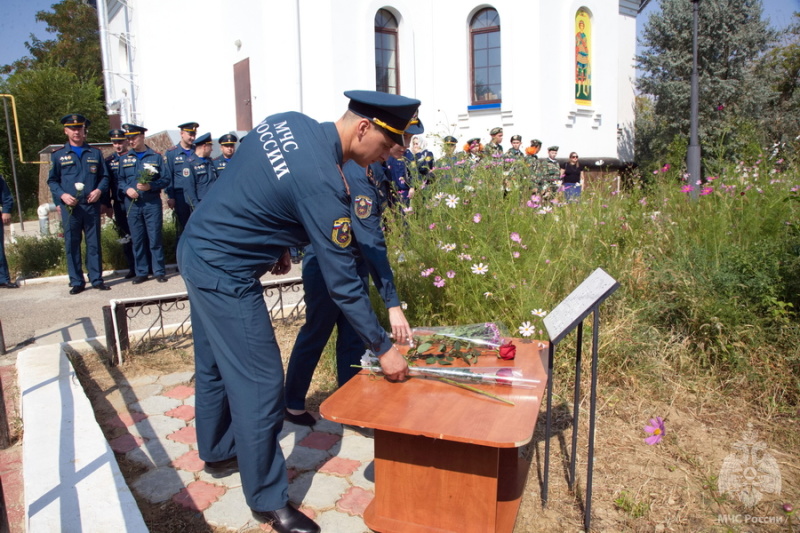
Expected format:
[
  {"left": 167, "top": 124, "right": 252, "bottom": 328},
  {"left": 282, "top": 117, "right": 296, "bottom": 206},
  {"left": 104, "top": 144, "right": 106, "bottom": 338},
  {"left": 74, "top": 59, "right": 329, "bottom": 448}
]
[
  {"left": 375, "top": 9, "right": 399, "bottom": 94},
  {"left": 470, "top": 8, "right": 501, "bottom": 104}
]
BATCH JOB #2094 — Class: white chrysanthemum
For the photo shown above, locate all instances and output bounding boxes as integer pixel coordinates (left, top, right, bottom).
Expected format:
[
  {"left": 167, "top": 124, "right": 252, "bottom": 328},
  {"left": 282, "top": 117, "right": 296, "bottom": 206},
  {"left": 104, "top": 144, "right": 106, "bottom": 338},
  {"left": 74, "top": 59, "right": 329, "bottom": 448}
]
[
  {"left": 445, "top": 194, "right": 459, "bottom": 208},
  {"left": 143, "top": 163, "right": 159, "bottom": 174},
  {"left": 74, "top": 182, "right": 85, "bottom": 192},
  {"left": 471, "top": 263, "right": 489, "bottom": 275}
]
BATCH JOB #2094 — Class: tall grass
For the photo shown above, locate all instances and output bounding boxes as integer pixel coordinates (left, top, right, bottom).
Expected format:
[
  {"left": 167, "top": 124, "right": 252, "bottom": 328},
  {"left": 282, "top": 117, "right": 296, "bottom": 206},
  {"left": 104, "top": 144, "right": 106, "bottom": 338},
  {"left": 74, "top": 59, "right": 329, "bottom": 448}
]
[{"left": 383, "top": 156, "right": 800, "bottom": 414}]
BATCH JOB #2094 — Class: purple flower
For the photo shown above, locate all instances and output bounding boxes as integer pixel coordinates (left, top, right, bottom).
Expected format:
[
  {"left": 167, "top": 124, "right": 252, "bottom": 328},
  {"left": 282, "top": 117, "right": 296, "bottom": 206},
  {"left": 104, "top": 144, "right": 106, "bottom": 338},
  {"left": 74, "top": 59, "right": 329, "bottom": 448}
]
[
  {"left": 644, "top": 417, "right": 666, "bottom": 445},
  {"left": 429, "top": 223, "right": 436, "bottom": 230},
  {"left": 700, "top": 186, "right": 713, "bottom": 196},
  {"left": 510, "top": 232, "right": 521, "bottom": 243},
  {"left": 420, "top": 268, "right": 435, "bottom": 278},
  {"left": 473, "top": 213, "right": 482, "bottom": 223},
  {"left": 513, "top": 251, "right": 520, "bottom": 258},
  {"left": 681, "top": 185, "right": 693, "bottom": 194},
  {"left": 446, "top": 270, "right": 456, "bottom": 278},
  {"left": 433, "top": 276, "right": 445, "bottom": 288}
]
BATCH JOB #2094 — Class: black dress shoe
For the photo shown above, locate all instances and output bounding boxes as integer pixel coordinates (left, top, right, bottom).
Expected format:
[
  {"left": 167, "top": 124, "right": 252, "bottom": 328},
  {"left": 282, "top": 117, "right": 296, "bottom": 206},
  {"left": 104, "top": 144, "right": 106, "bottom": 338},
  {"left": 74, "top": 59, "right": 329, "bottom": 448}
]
[
  {"left": 0, "top": 282, "right": 19, "bottom": 288},
  {"left": 203, "top": 457, "right": 239, "bottom": 478},
  {"left": 131, "top": 276, "right": 148, "bottom": 285},
  {"left": 252, "top": 505, "right": 320, "bottom": 533},
  {"left": 124, "top": 270, "right": 136, "bottom": 279},
  {"left": 94, "top": 283, "right": 111, "bottom": 291},
  {"left": 69, "top": 286, "right": 85, "bottom": 295},
  {"left": 284, "top": 409, "right": 316, "bottom": 427},
  {"left": 156, "top": 275, "right": 168, "bottom": 283}
]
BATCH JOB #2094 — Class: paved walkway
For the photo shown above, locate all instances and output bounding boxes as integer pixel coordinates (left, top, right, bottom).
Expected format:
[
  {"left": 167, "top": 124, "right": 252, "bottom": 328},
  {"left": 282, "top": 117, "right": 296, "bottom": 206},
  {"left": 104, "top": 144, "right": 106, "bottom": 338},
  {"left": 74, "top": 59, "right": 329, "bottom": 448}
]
[
  {"left": 0, "top": 264, "right": 377, "bottom": 532},
  {"left": 99, "top": 371, "right": 374, "bottom": 532}
]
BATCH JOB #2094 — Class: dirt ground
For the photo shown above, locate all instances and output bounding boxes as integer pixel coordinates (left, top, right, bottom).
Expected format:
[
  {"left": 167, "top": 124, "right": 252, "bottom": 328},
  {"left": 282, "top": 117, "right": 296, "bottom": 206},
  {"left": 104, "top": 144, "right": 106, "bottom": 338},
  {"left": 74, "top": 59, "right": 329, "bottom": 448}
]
[{"left": 73, "top": 324, "right": 799, "bottom": 533}]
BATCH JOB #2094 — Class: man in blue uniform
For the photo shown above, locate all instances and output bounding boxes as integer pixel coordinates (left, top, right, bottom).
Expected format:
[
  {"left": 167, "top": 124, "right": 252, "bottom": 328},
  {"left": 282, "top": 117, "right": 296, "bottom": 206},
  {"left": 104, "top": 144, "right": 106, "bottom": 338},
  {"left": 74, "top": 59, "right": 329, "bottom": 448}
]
[
  {"left": 183, "top": 133, "right": 218, "bottom": 211},
  {"left": 0, "top": 175, "right": 19, "bottom": 288},
  {"left": 177, "top": 90, "right": 417, "bottom": 533},
  {"left": 104, "top": 129, "right": 136, "bottom": 278},
  {"left": 213, "top": 133, "right": 238, "bottom": 175},
  {"left": 47, "top": 114, "right": 110, "bottom": 294},
  {"left": 118, "top": 124, "right": 170, "bottom": 284},
  {"left": 284, "top": 123, "right": 422, "bottom": 426},
  {"left": 164, "top": 121, "right": 198, "bottom": 236}
]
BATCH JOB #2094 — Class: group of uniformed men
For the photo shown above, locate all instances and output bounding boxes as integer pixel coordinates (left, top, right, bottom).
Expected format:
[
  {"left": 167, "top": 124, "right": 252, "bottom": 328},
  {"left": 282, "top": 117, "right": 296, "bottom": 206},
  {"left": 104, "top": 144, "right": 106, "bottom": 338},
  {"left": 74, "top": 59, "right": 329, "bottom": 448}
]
[{"left": 45, "top": 114, "right": 239, "bottom": 294}]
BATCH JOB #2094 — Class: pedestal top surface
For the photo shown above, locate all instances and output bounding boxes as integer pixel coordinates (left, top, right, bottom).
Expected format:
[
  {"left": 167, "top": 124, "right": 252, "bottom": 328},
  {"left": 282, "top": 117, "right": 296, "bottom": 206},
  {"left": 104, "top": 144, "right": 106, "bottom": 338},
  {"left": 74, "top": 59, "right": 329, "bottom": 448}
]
[{"left": 321, "top": 339, "right": 549, "bottom": 448}]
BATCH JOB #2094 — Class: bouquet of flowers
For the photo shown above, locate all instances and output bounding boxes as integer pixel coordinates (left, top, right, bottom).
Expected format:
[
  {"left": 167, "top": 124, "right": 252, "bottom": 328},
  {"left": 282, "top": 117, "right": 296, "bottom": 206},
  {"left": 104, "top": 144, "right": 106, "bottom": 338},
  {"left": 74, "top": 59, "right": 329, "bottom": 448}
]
[
  {"left": 128, "top": 163, "right": 158, "bottom": 214},
  {"left": 354, "top": 352, "right": 539, "bottom": 405},
  {"left": 404, "top": 322, "right": 516, "bottom": 365},
  {"left": 66, "top": 182, "right": 85, "bottom": 215}
]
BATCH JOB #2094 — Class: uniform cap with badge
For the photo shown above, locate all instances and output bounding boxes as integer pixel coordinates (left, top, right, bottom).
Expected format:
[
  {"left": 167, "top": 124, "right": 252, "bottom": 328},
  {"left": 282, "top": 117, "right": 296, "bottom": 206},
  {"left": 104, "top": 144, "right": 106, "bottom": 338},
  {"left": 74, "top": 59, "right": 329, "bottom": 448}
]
[
  {"left": 219, "top": 133, "right": 239, "bottom": 145},
  {"left": 490, "top": 126, "right": 503, "bottom": 136},
  {"left": 108, "top": 129, "right": 126, "bottom": 141},
  {"left": 194, "top": 133, "right": 213, "bottom": 145},
  {"left": 548, "top": 145, "right": 559, "bottom": 152},
  {"left": 178, "top": 122, "right": 199, "bottom": 132},
  {"left": 123, "top": 123, "right": 148, "bottom": 136},
  {"left": 511, "top": 134, "right": 522, "bottom": 142},
  {"left": 443, "top": 135, "right": 458, "bottom": 145},
  {"left": 61, "top": 114, "right": 91, "bottom": 128},
  {"left": 344, "top": 90, "right": 421, "bottom": 146}
]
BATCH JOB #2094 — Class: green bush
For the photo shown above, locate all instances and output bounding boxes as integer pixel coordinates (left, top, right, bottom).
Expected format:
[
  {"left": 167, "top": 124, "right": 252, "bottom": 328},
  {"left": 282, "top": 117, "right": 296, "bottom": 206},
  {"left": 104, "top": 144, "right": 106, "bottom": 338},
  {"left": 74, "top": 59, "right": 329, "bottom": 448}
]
[
  {"left": 6, "top": 235, "right": 65, "bottom": 279},
  {"left": 382, "top": 154, "right": 800, "bottom": 413}
]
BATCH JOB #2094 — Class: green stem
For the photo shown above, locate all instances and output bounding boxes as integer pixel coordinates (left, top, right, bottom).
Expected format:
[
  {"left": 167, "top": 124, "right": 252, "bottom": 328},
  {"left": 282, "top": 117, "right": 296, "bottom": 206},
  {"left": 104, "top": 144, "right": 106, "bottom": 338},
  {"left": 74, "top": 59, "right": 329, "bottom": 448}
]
[{"left": 436, "top": 377, "right": 515, "bottom": 405}]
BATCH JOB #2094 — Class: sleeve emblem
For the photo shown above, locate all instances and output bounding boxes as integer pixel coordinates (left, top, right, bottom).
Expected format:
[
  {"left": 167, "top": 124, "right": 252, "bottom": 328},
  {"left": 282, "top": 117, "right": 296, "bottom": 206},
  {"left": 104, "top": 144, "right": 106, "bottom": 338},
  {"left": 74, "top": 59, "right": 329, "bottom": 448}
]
[
  {"left": 331, "top": 217, "right": 352, "bottom": 248},
  {"left": 354, "top": 195, "right": 373, "bottom": 219}
]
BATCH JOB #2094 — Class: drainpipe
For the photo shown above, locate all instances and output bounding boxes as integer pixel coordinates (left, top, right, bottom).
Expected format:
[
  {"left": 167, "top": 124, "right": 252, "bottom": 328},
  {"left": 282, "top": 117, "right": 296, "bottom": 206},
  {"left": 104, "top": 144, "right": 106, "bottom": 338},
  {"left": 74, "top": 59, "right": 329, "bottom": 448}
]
[{"left": 37, "top": 203, "right": 56, "bottom": 235}]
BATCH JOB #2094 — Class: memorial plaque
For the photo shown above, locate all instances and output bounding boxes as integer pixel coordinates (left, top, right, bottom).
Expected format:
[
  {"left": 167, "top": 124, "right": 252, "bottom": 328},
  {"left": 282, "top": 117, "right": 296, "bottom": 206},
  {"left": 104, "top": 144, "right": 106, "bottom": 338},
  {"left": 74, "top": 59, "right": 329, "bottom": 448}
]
[{"left": 543, "top": 268, "right": 619, "bottom": 344}]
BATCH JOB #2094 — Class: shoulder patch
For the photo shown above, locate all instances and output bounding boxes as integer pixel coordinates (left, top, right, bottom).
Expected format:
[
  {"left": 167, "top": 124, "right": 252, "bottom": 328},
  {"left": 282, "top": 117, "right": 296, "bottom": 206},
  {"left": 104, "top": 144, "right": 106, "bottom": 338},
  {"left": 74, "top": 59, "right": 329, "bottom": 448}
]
[
  {"left": 332, "top": 217, "right": 352, "bottom": 248},
  {"left": 354, "top": 195, "right": 373, "bottom": 219}
]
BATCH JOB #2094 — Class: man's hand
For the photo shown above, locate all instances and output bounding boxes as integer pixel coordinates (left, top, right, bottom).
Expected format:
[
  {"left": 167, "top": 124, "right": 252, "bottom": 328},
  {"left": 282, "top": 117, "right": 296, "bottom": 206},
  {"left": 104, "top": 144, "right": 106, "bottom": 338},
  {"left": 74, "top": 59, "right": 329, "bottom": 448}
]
[
  {"left": 87, "top": 189, "right": 102, "bottom": 203},
  {"left": 167, "top": 198, "right": 176, "bottom": 209},
  {"left": 136, "top": 182, "right": 152, "bottom": 191},
  {"left": 379, "top": 345, "right": 409, "bottom": 383},
  {"left": 126, "top": 188, "right": 139, "bottom": 200},
  {"left": 270, "top": 249, "right": 292, "bottom": 275},
  {"left": 60, "top": 193, "right": 77, "bottom": 207},
  {"left": 2, "top": 213, "right": 10, "bottom": 225},
  {"left": 388, "top": 306, "right": 413, "bottom": 345}
]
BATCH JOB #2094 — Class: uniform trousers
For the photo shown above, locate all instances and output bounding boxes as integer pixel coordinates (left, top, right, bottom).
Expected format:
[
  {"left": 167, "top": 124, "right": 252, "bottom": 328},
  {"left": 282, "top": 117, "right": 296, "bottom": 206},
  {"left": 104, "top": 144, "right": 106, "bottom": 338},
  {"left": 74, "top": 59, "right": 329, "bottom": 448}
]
[
  {"left": 285, "top": 247, "right": 367, "bottom": 411},
  {"left": 179, "top": 243, "right": 289, "bottom": 512},
  {"left": 172, "top": 191, "right": 191, "bottom": 237},
  {"left": 126, "top": 198, "right": 165, "bottom": 277},
  {"left": 61, "top": 204, "right": 103, "bottom": 288},
  {"left": 0, "top": 220, "right": 10, "bottom": 284},
  {"left": 111, "top": 199, "right": 136, "bottom": 271}
]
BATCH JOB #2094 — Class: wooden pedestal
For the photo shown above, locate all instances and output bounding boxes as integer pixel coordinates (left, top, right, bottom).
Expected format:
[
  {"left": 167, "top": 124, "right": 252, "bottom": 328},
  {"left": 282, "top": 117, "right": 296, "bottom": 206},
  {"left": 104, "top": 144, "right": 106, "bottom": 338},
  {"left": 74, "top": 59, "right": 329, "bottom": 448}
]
[{"left": 321, "top": 339, "right": 548, "bottom": 533}]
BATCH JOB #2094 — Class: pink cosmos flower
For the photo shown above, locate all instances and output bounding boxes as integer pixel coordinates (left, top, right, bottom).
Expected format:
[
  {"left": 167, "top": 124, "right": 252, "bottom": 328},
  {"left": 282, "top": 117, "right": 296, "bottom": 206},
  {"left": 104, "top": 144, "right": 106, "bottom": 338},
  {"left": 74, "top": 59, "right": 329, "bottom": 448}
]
[
  {"left": 681, "top": 185, "right": 693, "bottom": 194},
  {"left": 473, "top": 213, "right": 482, "bottom": 223},
  {"left": 433, "top": 276, "right": 445, "bottom": 288},
  {"left": 510, "top": 232, "right": 522, "bottom": 243},
  {"left": 420, "top": 268, "right": 435, "bottom": 277},
  {"left": 446, "top": 270, "right": 456, "bottom": 278},
  {"left": 429, "top": 223, "right": 436, "bottom": 230},
  {"left": 700, "top": 186, "right": 713, "bottom": 196},
  {"left": 513, "top": 251, "right": 520, "bottom": 258},
  {"left": 644, "top": 417, "right": 666, "bottom": 445}
]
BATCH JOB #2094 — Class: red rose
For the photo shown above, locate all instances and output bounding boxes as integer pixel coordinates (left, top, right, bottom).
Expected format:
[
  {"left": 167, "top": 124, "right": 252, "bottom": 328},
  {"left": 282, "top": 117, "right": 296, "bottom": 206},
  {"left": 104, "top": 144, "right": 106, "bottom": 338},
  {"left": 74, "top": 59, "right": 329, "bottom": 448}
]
[{"left": 498, "top": 341, "right": 516, "bottom": 360}]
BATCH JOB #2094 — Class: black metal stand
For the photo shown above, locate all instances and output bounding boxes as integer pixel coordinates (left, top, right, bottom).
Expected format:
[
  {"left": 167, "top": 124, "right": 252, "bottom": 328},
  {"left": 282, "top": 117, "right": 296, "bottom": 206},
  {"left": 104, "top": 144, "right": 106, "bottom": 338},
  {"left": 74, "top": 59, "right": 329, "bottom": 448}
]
[{"left": 540, "top": 268, "right": 619, "bottom": 532}]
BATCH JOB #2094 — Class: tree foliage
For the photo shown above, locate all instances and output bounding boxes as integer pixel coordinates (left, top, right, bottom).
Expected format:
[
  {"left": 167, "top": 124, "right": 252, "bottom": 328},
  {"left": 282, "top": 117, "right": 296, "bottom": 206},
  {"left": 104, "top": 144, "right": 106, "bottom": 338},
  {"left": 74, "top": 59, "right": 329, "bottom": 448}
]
[
  {"left": 636, "top": 0, "right": 777, "bottom": 173},
  {"left": 1, "top": 0, "right": 103, "bottom": 85},
  {"left": 0, "top": 0, "right": 106, "bottom": 216}
]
